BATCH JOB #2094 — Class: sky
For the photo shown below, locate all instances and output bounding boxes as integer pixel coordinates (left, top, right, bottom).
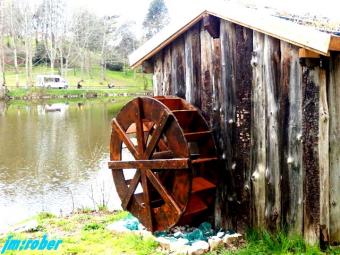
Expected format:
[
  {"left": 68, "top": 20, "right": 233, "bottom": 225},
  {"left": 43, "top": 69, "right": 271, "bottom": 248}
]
[
  {"left": 29, "top": 0, "right": 340, "bottom": 38},
  {"left": 68, "top": 0, "right": 340, "bottom": 21}
]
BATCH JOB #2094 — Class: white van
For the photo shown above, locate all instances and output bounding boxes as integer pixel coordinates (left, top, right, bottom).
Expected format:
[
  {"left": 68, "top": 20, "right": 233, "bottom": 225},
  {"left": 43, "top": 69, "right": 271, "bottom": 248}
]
[{"left": 36, "top": 75, "right": 68, "bottom": 89}]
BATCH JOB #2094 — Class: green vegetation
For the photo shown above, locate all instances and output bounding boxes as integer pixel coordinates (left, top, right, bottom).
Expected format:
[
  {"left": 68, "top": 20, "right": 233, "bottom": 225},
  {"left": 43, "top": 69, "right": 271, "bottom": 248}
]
[
  {"left": 4, "top": 66, "right": 152, "bottom": 99},
  {"left": 0, "top": 210, "right": 161, "bottom": 255},
  {"left": 1, "top": 212, "right": 339, "bottom": 254},
  {"left": 207, "top": 229, "right": 339, "bottom": 255},
  {"left": 5, "top": 66, "right": 151, "bottom": 88}
]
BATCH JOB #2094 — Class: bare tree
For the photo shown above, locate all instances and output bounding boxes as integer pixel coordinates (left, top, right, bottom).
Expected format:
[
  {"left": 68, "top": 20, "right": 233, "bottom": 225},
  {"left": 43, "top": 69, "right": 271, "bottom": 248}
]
[
  {"left": 8, "top": 0, "right": 21, "bottom": 87},
  {"left": 99, "top": 16, "right": 117, "bottom": 81},
  {"left": 0, "top": 0, "right": 5, "bottom": 86},
  {"left": 40, "top": 0, "right": 64, "bottom": 73},
  {"left": 21, "top": 0, "right": 35, "bottom": 86}
]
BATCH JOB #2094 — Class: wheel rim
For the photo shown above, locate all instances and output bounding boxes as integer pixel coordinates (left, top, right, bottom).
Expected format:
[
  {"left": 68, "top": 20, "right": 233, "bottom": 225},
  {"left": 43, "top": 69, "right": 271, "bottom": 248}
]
[{"left": 110, "top": 97, "right": 191, "bottom": 231}]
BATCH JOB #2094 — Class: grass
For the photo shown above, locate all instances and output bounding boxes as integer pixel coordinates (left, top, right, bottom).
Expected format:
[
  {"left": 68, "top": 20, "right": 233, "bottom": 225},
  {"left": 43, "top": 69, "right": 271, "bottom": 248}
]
[
  {"left": 1, "top": 213, "right": 339, "bottom": 255},
  {"left": 0, "top": 210, "right": 161, "bottom": 255},
  {"left": 4, "top": 65, "right": 152, "bottom": 89},
  {"left": 207, "top": 229, "right": 340, "bottom": 255}
]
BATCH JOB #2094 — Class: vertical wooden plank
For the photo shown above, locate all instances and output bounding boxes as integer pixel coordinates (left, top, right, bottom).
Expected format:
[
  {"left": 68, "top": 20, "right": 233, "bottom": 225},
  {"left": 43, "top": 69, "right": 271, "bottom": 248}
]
[
  {"left": 171, "top": 36, "right": 186, "bottom": 98},
  {"left": 250, "top": 31, "right": 266, "bottom": 228},
  {"left": 328, "top": 53, "right": 340, "bottom": 243},
  {"left": 200, "top": 26, "right": 214, "bottom": 124},
  {"left": 185, "top": 30, "right": 194, "bottom": 102},
  {"left": 233, "top": 25, "right": 253, "bottom": 232},
  {"left": 263, "top": 35, "right": 281, "bottom": 231},
  {"left": 217, "top": 20, "right": 237, "bottom": 229},
  {"left": 153, "top": 53, "right": 163, "bottom": 96},
  {"left": 280, "top": 42, "right": 304, "bottom": 235},
  {"left": 184, "top": 24, "right": 201, "bottom": 105},
  {"left": 301, "top": 61, "right": 320, "bottom": 244},
  {"left": 319, "top": 66, "right": 329, "bottom": 244},
  {"left": 162, "top": 46, "right": 172, "bottom": 95}
]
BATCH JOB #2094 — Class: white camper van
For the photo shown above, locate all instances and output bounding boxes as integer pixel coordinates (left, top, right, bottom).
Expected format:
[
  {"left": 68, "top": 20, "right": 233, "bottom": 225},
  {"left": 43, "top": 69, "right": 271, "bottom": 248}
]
[{"left": 36, "top": 75, "right": 68, "bottom": 89}]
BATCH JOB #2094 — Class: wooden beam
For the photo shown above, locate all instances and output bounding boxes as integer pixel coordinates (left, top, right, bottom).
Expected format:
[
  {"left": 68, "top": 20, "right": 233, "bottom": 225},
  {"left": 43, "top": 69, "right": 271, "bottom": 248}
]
[
  {"left": 329, "top": 36, "right": 340, "bottom": 51},
  {"left": 203, "top": 14, "right": 220, "bottom": 38},
  {"left": 108, "top": 158, "right": 190, "bottom": 170},
  {"left": 298, "top": 48, "right": 320, "bottom": 59}
]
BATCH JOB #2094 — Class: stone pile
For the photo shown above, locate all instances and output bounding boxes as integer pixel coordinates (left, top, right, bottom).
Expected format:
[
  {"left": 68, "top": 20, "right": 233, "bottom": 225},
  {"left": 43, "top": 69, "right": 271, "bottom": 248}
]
[{"left": 106, "top": 214, "right": 244, "bottom": 255}]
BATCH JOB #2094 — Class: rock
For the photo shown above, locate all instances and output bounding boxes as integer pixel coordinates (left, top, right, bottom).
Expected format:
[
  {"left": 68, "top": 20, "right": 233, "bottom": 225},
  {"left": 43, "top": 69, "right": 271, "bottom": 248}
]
[
  {"left": 216, "top": 231, "right": 225, "bottom": 238},
  {"left": 106, "top": 221, "right": 129, "bottom": 233},
  {"left": 222, "top": 233, "right": 243, "bottom": 247},
  {"left": 208, "top": 236, "right": 223, "bottom": 251},
  {"left": 13, "top": 219, "right": 39, "bottom": 233},
  {"left": 173, "top": 231, "right": 182, "bottom": 238},
  {"left": 188, "top": 241, "right": 209, "bottom": 255},
  {"left": 171, "top": 244, "right": 190, "bottom": 255},
  {"left": 156, "top": 237, "right": 177, "bottom": 250},
  {"left": 169, "top": 238, "right": 190, "bottom": 252}
]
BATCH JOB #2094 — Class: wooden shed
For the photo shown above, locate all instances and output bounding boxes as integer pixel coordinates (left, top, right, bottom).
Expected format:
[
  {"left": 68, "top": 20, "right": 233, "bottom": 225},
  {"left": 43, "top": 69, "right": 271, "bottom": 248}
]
[{"left": 129, "top": 4, "right": 340, "bottom": 244}]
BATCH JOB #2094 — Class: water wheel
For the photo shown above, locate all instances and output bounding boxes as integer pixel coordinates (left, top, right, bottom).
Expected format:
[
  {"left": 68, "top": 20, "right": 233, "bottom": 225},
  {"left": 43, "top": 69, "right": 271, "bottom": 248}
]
[{"left": 109, "top": 96, "right": 219, "bottom": 232}]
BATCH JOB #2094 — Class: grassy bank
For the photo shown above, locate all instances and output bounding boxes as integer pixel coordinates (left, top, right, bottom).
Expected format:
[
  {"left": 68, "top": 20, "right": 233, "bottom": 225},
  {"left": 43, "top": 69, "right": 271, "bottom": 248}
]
[
  {"left": 4, "top": 66, "right": 152, "bottom": 88},
  {"left": 0, "top": 210, "right": 161, "bottom": 255},
  {"left": 1, "top": 210, "right": 338, "bottom": 255},
  {"left": 6, "top": 87, "right": 152, "bottom": 100},
  {"left": 208, "top": 230, "right": 339, "bottom": 255},
  {"left": 3, "top": 66, "right": 153, "bottom": 100}
]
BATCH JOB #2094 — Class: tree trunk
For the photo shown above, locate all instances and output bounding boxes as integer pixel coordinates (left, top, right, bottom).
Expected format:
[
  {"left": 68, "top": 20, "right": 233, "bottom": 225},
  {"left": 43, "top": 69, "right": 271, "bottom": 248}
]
[{"left": 12, "top": 39, "right": 19, "bottom": 87}]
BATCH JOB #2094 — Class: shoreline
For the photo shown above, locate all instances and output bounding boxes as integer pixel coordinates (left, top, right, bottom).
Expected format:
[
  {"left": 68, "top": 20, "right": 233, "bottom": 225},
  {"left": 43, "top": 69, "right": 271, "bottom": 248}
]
[{"left": 2, "top": 88, "right": 153, "bottom": 101}]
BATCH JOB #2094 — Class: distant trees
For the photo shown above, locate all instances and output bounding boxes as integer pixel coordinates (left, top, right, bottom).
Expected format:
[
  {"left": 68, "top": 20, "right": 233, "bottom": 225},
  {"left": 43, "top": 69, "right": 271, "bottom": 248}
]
[
  {"left": 0, "top": 0, "right": 171, "bottom": 87},
  {"left": 143, "top": 0, "right": 170, "bottom": 39}
]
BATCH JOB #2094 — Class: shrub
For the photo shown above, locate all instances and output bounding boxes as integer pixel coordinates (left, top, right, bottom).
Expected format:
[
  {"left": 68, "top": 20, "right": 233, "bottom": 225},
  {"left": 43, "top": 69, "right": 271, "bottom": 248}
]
[{"left": 106, "top": 62, "right": 124, "bottom": 71}]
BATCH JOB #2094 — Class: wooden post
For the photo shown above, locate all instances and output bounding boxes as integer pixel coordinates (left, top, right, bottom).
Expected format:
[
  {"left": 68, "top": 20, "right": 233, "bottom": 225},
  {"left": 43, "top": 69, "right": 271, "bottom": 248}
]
[
  {"left": 318, "top": 66, "right": 329, "bottom": 245},
  {"left": 233, "top": 25, "right": 253, "bottom": 232},
  {"left": 301, "top": 61, "right": 321, "bottom": 244},
  {"left": 251, "top": 31, "right": 267, "bottom": 228},
  {"left": 280, "top": 42, "right": 304, "bottom": 235},
  {"left": 328, "top": 53, "right": 340, "bottom": 243},
  {"left": 263, "top": 35, "right": 281, "bottom": 231},
  {"left": 218, "top": 20, "right": 237, "bottom": 229},
  {"left": 153, "top": 53, "right": 163, "bottom": 96},
  {"left": 200, "top": 25, "right": 214, "bottom": 124},
  {"left": 162, "top": 46, "right": 172, "bottom": 95},
  {"left": 184, "top": 24, "right": 201, "bottom": 106},
  {"left": 171, "top": 36, "right": 186, "bottom": 99}
]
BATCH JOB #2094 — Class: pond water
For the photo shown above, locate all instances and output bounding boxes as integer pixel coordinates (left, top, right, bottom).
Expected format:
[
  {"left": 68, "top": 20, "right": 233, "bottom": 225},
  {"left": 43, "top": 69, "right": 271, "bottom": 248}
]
[{"left": 0, "top": 98, "right": 130, "bottom": 231}]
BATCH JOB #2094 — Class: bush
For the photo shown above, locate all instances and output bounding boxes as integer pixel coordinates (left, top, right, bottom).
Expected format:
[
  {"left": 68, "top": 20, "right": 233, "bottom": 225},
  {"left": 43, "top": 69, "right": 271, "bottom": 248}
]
[{"left": 105, "top": 62, "right": 124, "bottom": 71}]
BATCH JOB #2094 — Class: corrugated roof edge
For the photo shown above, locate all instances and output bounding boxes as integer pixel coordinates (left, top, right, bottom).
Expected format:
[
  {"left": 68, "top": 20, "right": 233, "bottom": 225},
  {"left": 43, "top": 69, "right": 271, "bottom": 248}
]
[{"left": 129, "top": 3, "right": 337, "bottom": 68}]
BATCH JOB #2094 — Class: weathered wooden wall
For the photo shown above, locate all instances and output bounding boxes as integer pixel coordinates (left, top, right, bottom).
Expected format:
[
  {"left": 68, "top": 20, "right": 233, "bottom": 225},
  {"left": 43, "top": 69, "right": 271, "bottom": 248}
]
[{"left": 150, "top": 17, "right": 340, "bottom": 244}]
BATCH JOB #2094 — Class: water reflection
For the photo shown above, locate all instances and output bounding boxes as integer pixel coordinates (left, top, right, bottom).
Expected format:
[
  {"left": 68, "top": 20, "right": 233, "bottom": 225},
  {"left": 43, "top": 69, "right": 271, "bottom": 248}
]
[{"left": 0, "top": 98, "right": 129, "bottom": 230}]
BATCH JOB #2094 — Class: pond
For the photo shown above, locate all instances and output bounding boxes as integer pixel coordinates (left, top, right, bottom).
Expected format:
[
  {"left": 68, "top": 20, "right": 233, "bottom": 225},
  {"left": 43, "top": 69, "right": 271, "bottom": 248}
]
[{"left": 0, "top": 98, "right": 130, "bottom": 231}]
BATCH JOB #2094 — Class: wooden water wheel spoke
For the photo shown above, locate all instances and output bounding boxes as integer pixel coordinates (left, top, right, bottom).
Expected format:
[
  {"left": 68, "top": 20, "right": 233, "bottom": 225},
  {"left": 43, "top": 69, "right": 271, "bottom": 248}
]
[
  {"left": 109, "top": 158, "right": 190, "bottom": 170},
  {"left": 135, "top": 98, "right": 146, "bottom": 154},
  {"left": 121, "top": 170, "right": 141, "bottom": 209},
  {"left": 143, "top": 111, "right": 170, "bottom": 159},
  {"left": 112, "top": 118, "right": 139, "bottom": 159},
  {"left": 141, "top": 171, "right": 153, "bottom": 230},
  {"left": 145, "top": 169, "right": 181, "bottom": 214}
]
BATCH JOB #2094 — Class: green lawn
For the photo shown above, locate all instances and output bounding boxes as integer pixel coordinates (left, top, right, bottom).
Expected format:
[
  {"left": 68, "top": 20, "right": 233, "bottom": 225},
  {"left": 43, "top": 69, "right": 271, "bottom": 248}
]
[
  {"left": 0, "top": 211, "right": 161, "bottom": 255},
  {"left": 4, "top": 66, "right": 152, "bottom": 89},
  {"left": 1, "top": 211, "right": 338, "bottom": 255}
]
